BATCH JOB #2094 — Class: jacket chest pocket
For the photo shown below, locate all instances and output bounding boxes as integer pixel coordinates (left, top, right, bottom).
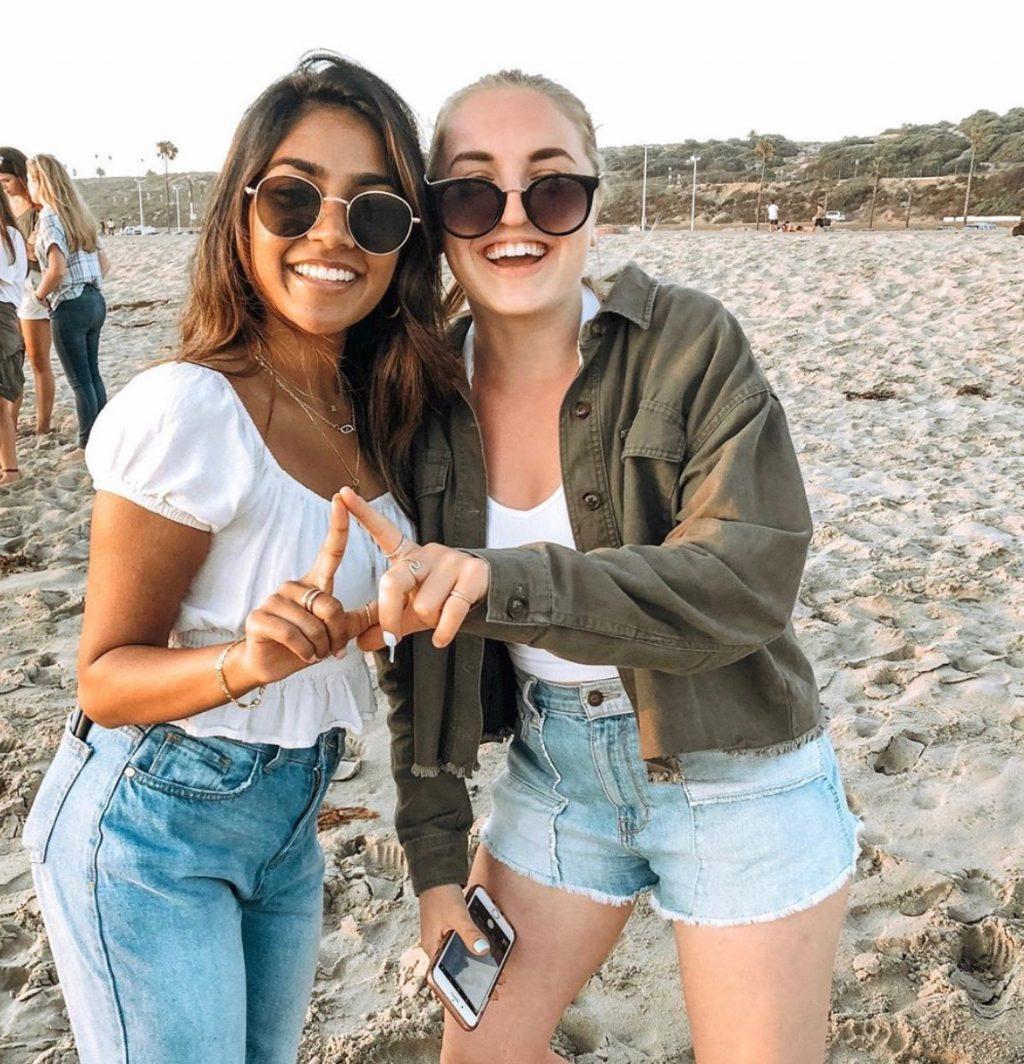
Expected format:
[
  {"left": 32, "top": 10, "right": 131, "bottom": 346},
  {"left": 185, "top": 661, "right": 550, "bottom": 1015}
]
[
  {"left": 412, "top": 449, "right": 451, "bottom": 538},
  {"left": 619, "top": 402, "right": 687, "bottom": 529},
  {"left": 620, "top": 402, "right": 687, "bottom": 463},
  {"left": 412, "top": 450, "right": 451, "bottom": 499}
]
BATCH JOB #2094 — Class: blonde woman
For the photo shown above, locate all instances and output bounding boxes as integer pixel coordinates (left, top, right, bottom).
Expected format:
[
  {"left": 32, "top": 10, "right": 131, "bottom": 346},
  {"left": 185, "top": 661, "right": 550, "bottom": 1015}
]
[
  {"left": 347, "top": 70, "right": 863, "bottom": 1064},
  {"left": 26, "top": 154, "right": 110, "bottom": 456}
]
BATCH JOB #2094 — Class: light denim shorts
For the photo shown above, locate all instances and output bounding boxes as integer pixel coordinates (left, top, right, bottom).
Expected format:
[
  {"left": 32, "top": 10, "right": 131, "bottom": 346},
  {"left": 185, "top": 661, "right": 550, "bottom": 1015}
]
[{"left": 481, "top": 671, "right": 865, "bottom": 926}]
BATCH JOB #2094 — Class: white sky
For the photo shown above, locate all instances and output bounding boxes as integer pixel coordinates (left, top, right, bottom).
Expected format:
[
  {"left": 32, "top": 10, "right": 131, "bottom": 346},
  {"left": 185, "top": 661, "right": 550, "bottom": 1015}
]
[{"left": 6, "top": 0, "right": 1022, "bottom": 177}]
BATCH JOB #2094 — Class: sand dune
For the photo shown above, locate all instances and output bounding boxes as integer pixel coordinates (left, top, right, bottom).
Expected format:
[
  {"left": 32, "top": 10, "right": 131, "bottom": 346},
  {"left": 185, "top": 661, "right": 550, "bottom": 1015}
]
[{"left": 0, "top": 229, "right": 1021, "bottom": 1062}]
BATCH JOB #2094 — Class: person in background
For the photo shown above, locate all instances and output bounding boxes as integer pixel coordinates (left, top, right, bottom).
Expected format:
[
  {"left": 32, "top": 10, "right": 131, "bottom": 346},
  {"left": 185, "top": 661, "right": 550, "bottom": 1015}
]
[
  {"left": 0, "top": 148, "right": 56, "bottom": 435},
  {"left": 812, "top": 202, "right": 827, "bottom": 230},
  {"left": 0, "top": 189, "right": 27, "bottom": 483},
  {"left": 26, "top": 154, "right": 110, "bottom": 459},
  {"left": 767, "top": 198, "right": 780, "bottom": 231}
]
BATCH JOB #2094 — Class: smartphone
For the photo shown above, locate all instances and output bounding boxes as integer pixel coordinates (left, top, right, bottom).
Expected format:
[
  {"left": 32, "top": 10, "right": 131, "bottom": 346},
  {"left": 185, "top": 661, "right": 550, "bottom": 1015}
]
[{"left": 427, "top": 884, "right": 516, "bottom": 1030}]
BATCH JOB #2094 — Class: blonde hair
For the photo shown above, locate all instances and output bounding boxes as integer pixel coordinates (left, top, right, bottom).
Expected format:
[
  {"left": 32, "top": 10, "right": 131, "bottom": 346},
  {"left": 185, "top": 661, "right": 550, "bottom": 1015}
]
[
  {"left": 428, "top": 71, "right": 604, "bottom": 318},
  {"left": 427, "top": 69, "right": 603, "bottom": 180},
  {"left": 27, "top": 154, "right": 99, "bottom": 254}
]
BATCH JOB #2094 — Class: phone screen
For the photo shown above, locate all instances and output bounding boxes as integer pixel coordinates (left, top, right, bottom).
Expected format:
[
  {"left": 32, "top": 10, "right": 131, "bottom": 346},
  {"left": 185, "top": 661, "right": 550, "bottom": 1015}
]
[{"left": 438, "top": 895, "right": 509, "bottom": 1012}]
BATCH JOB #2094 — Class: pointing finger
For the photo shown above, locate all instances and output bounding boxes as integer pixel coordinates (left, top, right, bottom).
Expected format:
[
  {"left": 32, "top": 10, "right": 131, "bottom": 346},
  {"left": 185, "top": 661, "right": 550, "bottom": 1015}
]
[
  {"left": 304, "top": 494, "right": 350, "bottom": 592},
  {"left": 339, "top": 486, "right": 413, "bottom": 560}
]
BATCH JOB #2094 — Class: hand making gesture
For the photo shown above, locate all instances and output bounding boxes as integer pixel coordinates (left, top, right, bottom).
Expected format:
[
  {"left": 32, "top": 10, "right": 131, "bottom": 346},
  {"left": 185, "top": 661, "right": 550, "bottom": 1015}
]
[
  {"left": 229, "top": 493, "right": 377, "bottom": 688},
  {"left": 338, "top": 487, "right": 490, "bottom": 654}
]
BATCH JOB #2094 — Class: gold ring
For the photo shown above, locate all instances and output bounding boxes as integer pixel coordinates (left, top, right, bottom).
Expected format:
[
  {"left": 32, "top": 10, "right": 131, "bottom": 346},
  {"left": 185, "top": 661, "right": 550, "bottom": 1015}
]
[
  {"left": 384, "top": 534, "right": 408, "bottom": 560},
  {"left": 301, "top": 587, "right": 324, "bottom": 613},
  {"left": 363, "top": 602, "right": 373, "bottom": 627},
  {"left": 449, "top": 590, "right": 474, "bottom": 606}
]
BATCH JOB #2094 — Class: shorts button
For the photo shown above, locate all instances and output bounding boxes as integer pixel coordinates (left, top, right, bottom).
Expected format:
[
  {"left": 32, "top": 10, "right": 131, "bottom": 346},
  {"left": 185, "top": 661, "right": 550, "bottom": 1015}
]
[
  {"left": 507, "top": 597, "right": 528, "bottom": 619},
  {"left": 124, "top": 766, "right": 136, "bottom": 779},
  {"left": 582, "top": 492, "right": 602, "bottom": 510},
  {"left": 573, "top": 401, "right": 591, "bottom": 419},
  {"left": 587, "top": 690, "right": 605, "bottom": 707}
]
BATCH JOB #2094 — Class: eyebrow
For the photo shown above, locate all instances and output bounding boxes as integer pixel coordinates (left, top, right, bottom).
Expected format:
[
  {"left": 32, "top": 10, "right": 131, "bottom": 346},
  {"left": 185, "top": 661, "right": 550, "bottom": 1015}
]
[
  {"left": 266, "top": 158, "right": 396, "bottom": 189},
  {"left": 448, "top": 147, "right": 577, "bottom": 168}
]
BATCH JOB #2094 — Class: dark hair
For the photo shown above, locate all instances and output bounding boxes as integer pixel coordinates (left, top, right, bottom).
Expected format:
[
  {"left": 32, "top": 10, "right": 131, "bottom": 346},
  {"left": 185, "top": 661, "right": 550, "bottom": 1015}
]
[
  {"left": 0, "top": 188, "right": 18, "bottom": 263},
  {"left": 0, "top": 147, "right": 29, "bottom": 186},
  {"left": 179, "top": 51, "right": 459, "bottom": 515}
]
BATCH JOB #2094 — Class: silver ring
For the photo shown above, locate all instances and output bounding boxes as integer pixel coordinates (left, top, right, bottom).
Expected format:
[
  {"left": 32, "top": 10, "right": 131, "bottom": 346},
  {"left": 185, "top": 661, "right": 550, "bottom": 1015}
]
[
  {"left": 449, "top": 590, "right": 474, "bottom": 607},
  {"left": 406, "top": 559, "right": 423, "bottom": 574},
  {"left": 301, "top": 587, "right": 324, "bottom": 613},
  {"left": 384, "top": 534, "right": 408, "bottom": 560}
]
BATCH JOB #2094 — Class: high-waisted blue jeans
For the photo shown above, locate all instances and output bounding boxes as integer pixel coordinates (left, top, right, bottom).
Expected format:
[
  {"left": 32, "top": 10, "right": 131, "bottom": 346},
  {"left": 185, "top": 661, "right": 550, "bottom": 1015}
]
[
  {"left": 23, "top": 714, "right": 344, "bottom": 1063},
  {"left": 51, "top": 284, "right": 107, "bottom": 447}
]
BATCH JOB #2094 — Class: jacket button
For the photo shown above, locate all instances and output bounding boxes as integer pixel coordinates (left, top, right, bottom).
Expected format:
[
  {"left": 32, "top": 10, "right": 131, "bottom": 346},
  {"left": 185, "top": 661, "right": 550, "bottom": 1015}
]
[
  {"left": 589, "top": 320, "right": 606, "bottom": 340},
  {"left": 586, "top": 690, "right": 605, "bottom": 707},
  {"left": 573, "top": 401, "right": 591, "bottom": 419},
  {"left": 507, "top": 597, "right": 528, "bottom": 619},
  {"left": 582, "top": 492, "right": 602, "bottom": 510}
]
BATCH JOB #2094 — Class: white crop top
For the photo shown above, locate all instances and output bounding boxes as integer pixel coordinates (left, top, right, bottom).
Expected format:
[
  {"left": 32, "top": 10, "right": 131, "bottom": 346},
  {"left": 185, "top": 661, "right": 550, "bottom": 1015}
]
[
  {"left": 465, "top": 287, "right": 618, "bottom": 683},
  {"left": 85, "top": 361, "right": 415, "bottom": 747}
]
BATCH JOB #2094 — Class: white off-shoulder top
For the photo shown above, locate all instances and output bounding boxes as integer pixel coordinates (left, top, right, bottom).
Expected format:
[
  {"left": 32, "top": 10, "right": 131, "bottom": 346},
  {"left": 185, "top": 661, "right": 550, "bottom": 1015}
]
[{"left": 85, "top": 361, "right": 414, "bottom": 747}]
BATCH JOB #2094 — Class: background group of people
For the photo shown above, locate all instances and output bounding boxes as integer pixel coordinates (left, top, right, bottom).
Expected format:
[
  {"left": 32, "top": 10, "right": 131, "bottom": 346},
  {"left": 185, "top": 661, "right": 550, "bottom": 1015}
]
[{"left": 0, "top": 147, "right": 109, "bottom": 486}]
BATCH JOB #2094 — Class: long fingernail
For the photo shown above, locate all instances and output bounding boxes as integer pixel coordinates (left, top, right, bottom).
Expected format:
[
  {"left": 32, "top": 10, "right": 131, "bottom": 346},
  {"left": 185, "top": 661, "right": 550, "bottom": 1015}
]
[
  {"left": 473, "top": 938, "right": 490, "bottom": 955},
  {"left": 334, "top": 647, "right": 347, "bottom": 659},
  {"left": 383, "top": 631, "right": 398, "bottom": 662}
]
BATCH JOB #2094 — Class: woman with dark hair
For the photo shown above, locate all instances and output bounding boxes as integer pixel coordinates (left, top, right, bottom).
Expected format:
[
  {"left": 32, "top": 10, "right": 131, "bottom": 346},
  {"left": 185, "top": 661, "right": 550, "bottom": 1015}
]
[
  {"left": 0, "top": 189, "right": 27, "bottom": 482},
  {"left": 21, "top": 52, "right": 458, "bottom": 1063},
  {"left": 0, "top": 147, "right": 55, "bottom": 436}
]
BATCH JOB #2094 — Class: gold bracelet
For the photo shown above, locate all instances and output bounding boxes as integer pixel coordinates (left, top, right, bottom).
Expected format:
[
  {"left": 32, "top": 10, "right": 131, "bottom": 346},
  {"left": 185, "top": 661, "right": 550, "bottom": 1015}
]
[{"left": 216, "top": 638, "right": 265, "bottom": 710}]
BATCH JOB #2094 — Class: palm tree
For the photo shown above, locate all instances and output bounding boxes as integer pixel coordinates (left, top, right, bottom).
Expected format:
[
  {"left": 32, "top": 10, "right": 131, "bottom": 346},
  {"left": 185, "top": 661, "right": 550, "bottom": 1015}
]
[
  {"left": 751, "top": 135, "right": 776, "bottom": 230},
  {"left": 958, "top": 113, "right": 996, "bottom": 227},
  {"left": 156, "top": 141, "right": 179, "bottom": 216}
]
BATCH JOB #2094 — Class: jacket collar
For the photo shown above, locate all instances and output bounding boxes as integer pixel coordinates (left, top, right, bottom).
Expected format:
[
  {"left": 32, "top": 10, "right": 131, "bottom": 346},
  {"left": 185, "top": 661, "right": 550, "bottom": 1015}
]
[{"left": 593, "top": 260, "right": 658, "bottom": 329}]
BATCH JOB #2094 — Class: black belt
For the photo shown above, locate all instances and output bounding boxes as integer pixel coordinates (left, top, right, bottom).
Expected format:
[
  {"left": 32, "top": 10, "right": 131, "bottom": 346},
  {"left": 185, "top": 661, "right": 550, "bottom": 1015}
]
[{"left": 69, "top": 707, "right": 94, "bottom": 741}]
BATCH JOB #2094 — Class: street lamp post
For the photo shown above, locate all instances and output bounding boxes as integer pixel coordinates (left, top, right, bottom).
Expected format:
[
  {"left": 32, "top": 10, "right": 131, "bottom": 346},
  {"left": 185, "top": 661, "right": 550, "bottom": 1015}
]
[
  {"left": 134, "top": 178, "right": 145, "bottom": 231},
  {"left": 640, "top": 146, "right": 648, "bottom": 231},
  {"left": 172, "top": 184, "right": 182, "bottom": 231},
  {"left": 688, "top": 154, "right": 701, "bottom": 232}
]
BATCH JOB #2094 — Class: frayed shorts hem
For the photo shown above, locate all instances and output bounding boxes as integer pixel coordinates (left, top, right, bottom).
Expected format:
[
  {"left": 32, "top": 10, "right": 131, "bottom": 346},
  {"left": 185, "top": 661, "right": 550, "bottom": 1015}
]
[
  {"left": 479, "top": 839, "right": 642, "bottom": 908},
  {"left": 481, "top": 844, "right": 859, "bottom": 929},
  {"left": 649, "top": 861, "right": 857, "bottom": 927}
]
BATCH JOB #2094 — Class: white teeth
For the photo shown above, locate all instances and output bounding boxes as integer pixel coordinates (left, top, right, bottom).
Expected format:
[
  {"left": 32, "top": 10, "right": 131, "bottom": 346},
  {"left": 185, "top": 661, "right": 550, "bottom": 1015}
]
[
  {"left": 484, "top": 242, "right": 548, "bottom": 261},
  {"left": 292, "top": 263, "right": 357, "bottom": 282}
]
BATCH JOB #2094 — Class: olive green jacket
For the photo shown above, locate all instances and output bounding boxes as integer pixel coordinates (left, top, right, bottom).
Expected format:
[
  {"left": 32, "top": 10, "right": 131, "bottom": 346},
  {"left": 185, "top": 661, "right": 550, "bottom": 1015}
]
[{"left": 376, "top": 262, "right": 824, "bottom": 894}]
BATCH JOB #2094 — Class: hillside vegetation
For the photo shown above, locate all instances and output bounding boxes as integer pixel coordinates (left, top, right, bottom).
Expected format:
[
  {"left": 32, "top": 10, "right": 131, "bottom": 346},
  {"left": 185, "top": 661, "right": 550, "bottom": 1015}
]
[{"left": 72, "top": 107, "right": 1022, "bottom": 231}]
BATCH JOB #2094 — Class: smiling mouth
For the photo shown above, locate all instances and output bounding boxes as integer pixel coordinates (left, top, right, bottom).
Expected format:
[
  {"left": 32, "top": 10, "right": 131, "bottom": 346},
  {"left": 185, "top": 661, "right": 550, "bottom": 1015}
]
[
  {"left": 482, "top": 241, "right": 549, "bottom": 268},
  {"left": 290, "top": 262, "right": 361, "bottom": 284}
]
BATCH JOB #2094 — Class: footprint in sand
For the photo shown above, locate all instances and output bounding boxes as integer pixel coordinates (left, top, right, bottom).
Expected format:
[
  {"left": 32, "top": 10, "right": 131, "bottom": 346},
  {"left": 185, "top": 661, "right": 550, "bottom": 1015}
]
[
  {"left": 833, "top": 1014, "right": 918, "bottom": 1056},
  {"left": 951, "top": 919, "right": 1020, "bottom": 1019}
]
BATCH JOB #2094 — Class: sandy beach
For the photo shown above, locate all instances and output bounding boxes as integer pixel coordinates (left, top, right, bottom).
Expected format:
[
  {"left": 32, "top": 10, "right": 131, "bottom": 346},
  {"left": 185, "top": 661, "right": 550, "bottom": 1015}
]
[{"left": 0, "top": 228, "right": 1021, "bottom": 1062}]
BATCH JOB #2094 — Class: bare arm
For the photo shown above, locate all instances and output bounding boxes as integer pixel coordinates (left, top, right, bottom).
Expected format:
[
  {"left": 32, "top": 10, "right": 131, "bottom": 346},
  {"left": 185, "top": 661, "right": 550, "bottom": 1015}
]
[
  {"left": 77, "top": 491, "right": 365, "bottom": 729},
  {"left": 98, "top": 247, "right": 110, "bottom": 278},
  {"left": 34, "top": 245, "right": 65, "bottom": 301}
]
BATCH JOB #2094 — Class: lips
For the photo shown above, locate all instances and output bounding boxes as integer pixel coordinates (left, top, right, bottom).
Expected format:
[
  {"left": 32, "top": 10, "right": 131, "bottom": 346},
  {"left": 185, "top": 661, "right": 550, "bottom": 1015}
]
[
  {"left": 483, "top": 241, "right": 549, "bottom": 263},
  {"left": 289, "top": 262, "right": 361, "bottom": 283}
]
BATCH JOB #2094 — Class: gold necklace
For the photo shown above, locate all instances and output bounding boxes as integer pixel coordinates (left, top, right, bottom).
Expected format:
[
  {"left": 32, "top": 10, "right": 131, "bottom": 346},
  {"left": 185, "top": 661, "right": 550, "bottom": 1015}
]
[{"left": 251, "top": 347, "right": 362, "bottom": 490}]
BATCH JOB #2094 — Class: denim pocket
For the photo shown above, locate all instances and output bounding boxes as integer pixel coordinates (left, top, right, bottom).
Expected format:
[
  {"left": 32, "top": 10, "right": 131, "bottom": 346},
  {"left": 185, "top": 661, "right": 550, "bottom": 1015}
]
[
  {"left": 129, "top": 727, "right": 260, "bottom": 801},
  {"left": 23, "top": 725, "right": 93, "bottom": 863},
  {"left": 680, "top": 736, "right": 826, "bottom": 806}
]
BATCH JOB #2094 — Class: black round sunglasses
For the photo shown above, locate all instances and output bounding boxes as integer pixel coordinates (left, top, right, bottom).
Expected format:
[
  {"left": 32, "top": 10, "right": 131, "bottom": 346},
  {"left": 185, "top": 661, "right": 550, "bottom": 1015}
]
[{"left": 425, "top": 173, "right": 601, "bottom": 239}]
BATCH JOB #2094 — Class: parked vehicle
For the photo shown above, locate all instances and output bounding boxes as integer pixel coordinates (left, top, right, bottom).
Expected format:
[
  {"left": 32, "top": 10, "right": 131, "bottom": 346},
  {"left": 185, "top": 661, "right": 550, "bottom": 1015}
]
[{"left": 824, "top": 210, "right": 846, "bottom": 222}]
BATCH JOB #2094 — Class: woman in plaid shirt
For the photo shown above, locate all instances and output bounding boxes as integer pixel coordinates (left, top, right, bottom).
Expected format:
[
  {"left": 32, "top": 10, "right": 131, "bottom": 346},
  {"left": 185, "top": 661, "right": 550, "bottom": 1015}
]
[{"left": 26, "top": 154, "right": 110, "bottom": 457}]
